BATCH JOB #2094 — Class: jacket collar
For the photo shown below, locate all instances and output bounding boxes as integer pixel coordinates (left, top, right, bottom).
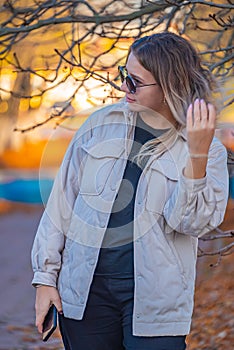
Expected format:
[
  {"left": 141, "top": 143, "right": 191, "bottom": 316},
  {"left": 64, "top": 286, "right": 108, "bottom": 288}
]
[{"left": 115, "top": 101, "right": 188, "bottom": 140}]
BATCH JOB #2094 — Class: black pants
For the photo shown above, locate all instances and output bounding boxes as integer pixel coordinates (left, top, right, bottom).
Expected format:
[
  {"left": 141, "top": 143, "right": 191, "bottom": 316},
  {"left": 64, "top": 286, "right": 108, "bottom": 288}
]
[{"left": 59, "top": 276, "right": 187, "bottom": 350}]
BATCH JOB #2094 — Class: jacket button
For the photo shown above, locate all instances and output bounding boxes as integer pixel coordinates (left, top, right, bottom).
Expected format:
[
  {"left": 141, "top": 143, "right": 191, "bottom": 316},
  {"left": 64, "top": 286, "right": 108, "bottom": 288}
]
[
  {"left": 136, "top": 313, "right": 140, "bottom": 318},
  {"left": 80, "top": 296, "right": 85, "bottom": 304},
  {"left": 89, "top": 259, "right": 95, "bottom": 266}
]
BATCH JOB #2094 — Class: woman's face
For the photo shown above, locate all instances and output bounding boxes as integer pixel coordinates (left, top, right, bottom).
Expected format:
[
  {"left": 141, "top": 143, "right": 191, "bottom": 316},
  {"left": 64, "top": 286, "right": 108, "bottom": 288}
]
[{"left": 121, "top": 52, "right": 165, "bottom": 113}]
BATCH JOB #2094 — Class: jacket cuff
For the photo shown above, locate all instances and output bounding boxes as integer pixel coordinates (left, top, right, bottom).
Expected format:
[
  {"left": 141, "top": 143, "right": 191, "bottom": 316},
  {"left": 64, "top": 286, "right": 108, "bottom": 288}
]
[
  {"left": 181, "top": 169, "right": 207, "bottom": 192},
  {"left": 32, "top": 271, "right": 57, "bottom": 288}
]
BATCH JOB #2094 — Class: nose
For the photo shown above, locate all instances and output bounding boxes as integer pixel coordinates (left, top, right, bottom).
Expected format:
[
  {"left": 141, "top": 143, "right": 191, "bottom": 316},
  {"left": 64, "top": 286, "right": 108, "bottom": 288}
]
[{"left": 120, "top": 80, "right": 129, "bottom": 93}]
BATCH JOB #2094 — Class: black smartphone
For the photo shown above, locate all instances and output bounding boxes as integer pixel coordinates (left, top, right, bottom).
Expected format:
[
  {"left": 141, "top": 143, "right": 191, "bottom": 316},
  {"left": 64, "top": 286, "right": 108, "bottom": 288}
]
[{"left": 42, "top": 304, "right": 57, "bottom": 342}]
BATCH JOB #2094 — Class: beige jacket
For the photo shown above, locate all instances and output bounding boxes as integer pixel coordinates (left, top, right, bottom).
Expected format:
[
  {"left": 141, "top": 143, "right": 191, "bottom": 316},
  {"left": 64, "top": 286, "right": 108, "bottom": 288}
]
[{"left": 31, "top": 102, "right": 229, "bottom": 336}]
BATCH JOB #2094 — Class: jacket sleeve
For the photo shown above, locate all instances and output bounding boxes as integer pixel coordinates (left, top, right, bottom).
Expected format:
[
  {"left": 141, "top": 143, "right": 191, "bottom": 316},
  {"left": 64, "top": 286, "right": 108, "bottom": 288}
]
[
  {"left": 163, "top": 138, "right": 229, "bottom": 237},
  {"left": 31, "top": 117, "right": 93, "bottom": 287}
]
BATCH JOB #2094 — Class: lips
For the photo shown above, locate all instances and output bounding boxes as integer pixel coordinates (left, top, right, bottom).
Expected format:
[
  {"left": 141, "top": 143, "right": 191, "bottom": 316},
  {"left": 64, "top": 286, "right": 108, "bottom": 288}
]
[{"left": 126, "top": 96, "right": 135, "bottom": 103}]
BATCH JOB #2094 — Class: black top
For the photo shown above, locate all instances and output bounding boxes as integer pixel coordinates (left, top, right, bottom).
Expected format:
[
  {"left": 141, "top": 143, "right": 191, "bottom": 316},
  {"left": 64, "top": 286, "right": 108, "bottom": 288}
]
[{"left": 94, "top": 115, "right": 166, "bottom": 277}]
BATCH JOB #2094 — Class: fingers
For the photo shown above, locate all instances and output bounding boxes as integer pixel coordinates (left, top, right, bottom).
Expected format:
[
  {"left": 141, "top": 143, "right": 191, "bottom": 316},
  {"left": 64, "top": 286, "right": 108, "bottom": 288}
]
[
  {"left": 187, "top": 99, "right": 216, "bottom": 129},
  {"left": 35, "top": 298, "right": 51, "bottom": 333},
  {"left": 35, "top": 286, "right": 63, "bottom": 334},
  {"left": 207, "top": 103, "right": 216, "bottom": 128},
  {"left": 186, "top": 99, "right": 216, "bottom": 157},
  {"left": 193, "top": 99, "right": 202, "bottom": 127},
  {"left": 36, "top": 300, "right": 62, "bottom": 333},
  {"left": 53, "top": 294, "right": 63, "bottom": 315},
  {"left": 35, "top": 303, "right": 50, "bottom": 333},
  {"left": 186, "top": 103, "right": 193, "bottom": 129},
  {"left": 200, "top": 99, "right": 208, "bottom": 128}
]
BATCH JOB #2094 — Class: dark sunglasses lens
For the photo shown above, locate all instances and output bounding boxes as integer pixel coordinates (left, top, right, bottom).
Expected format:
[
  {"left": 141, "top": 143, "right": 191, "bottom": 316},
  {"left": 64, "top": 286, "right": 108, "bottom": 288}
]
[
  {"left": 126, "top": 77, "right": 136, "bottom": 94},
  {"left": 118, "top": 66, "right": 136, "bottom": 94}
]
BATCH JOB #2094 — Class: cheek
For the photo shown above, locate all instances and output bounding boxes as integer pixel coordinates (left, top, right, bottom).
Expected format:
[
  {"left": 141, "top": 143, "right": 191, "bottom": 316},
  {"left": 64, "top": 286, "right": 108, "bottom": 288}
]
[
  {"left": 137, "top": 91, "right": 151, "bottom": 101},
  {"left": 137, "top": 92, "right": 161, "bottom": 108}
]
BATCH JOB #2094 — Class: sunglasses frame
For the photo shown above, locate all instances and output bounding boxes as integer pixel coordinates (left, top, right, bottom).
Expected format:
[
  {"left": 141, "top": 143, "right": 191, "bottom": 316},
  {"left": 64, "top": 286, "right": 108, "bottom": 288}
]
[{"left": 118, "top": 66, "right": 158, "bottom": 94}]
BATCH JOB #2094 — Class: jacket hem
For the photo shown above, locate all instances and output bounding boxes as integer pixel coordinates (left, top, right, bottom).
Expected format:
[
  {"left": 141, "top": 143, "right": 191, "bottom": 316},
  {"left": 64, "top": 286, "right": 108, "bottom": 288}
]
[
  {"left": 61, "top": 300, "right": 85, "bottom": 320},
  {"left": 133, "top": 320, "right": 191, "bottom": 336}
]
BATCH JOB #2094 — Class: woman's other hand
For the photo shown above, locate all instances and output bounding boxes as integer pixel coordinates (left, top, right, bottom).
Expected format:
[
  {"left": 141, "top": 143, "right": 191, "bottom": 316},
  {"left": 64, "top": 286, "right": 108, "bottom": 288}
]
[{"left": 35, "top": 285, "right": 63, "bottom": 333}]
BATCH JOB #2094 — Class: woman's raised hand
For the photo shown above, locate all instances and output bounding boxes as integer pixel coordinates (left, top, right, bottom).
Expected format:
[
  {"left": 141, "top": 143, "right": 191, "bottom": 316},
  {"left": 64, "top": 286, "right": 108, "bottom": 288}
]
[
  {"left": 186, "top": 99, "right": 216, "bottom": 157},
  {"left": 184, "top": 99, "right": 216, "bottom": 179}
]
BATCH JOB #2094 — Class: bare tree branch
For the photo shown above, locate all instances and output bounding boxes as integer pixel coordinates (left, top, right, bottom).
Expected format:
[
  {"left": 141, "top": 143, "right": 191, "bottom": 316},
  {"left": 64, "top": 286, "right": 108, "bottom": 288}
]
[
  {"left": 0, "top": 2, "right": 169, "bottom": 37},
  {"left": 198, "top": 242, "right": 234, "bottom": 257},
  {"left": 0, "top": 1, "right": 233, "bottom": 181},
  {"left": 0, "top": 1, "right": 233, "bottom": 261}
]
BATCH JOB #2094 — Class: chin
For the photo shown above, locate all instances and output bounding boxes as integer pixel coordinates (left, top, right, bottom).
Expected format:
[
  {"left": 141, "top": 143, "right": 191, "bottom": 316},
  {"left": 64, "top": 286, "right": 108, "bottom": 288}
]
[
  {"left": 127, "top": 102, "right": 151, "bottom": 113},
  {"left": 128, "top": 104, "right": 142, "bottom": 112}
]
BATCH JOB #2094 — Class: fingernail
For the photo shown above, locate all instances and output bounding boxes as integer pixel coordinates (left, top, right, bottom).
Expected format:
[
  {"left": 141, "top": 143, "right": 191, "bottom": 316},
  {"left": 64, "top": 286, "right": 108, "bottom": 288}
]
[{"left": 58, "top": 310, "right": 63, "bottom": 315}]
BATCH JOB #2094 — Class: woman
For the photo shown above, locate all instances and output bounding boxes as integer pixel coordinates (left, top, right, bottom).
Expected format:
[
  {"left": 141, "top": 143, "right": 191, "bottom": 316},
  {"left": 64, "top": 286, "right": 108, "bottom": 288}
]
[{"left": 32, "top": 32, "right": 229, "bottom": 350}]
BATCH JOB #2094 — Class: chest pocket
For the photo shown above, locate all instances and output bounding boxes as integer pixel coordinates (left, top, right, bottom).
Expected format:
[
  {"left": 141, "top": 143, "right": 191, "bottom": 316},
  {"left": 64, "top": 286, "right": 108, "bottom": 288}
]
[
  {"left": 145, "top": 159, "right": 179, "bottom": 214},
  {"left": 79, "top": 137, "right": 125, "bottom": 196}
]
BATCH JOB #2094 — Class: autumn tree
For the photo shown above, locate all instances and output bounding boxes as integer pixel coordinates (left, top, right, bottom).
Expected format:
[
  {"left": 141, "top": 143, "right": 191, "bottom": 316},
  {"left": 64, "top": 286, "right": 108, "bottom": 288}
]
[{"left": 0, "top": 0, "right": 233, "bottom": 257}]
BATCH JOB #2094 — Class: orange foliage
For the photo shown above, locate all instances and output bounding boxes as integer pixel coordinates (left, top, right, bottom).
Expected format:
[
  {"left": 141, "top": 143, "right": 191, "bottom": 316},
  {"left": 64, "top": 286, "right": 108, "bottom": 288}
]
[
  {"left": 219, "top": 199, "right": 234, "bottom": 232},
  {"left": 0, "top": 138, "right": 70, "bottom": 169},
  {"left": 187, "top": 253, "right": 234, "bottom": 349}
]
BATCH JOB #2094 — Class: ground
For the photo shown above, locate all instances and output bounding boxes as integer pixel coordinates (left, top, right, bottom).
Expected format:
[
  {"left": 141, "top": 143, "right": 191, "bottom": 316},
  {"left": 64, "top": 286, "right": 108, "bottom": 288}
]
[{"left": 0, "top": 203, "right": 233, "bottom": 350}]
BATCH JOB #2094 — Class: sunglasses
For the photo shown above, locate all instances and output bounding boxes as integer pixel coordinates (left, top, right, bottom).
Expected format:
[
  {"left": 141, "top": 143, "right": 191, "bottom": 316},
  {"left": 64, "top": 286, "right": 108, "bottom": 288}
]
[{"left": 118, "top": 66, "right": 157, "bottom": 94}]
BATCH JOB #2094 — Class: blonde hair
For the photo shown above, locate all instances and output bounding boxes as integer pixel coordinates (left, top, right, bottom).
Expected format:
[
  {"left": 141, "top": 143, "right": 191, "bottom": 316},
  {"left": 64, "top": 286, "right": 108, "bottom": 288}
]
[{"left": 128, "top": 32, "right": 218, "bottom": 164}]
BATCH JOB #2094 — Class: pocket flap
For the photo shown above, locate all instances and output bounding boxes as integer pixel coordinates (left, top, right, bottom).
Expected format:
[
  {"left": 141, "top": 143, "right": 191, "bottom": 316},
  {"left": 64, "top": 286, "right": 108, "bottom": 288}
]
[
  {"left": 79, "top": 138, "right": 125, "bottom": 195},
  {"left": 81, "top": 137, "right": 125, "bottom": 159}
]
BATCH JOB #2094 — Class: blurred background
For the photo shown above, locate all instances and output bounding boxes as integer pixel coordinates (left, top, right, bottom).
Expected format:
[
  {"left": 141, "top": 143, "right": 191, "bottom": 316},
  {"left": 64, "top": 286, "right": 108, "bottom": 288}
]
[{"left": 0, "top": 1, "right": 233, "bottom": 349}]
